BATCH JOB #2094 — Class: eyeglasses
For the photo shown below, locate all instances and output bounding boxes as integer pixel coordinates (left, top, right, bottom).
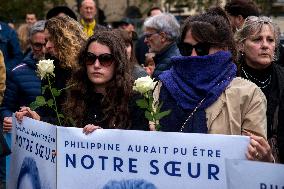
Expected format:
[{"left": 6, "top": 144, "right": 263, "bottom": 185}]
[
  {"left": 31, "top": 42, "right": 46, "bottom": 50},
  {"left": 178, "top": 42, "right": 211, "bottom": 56},
  {"left": 84, "top": 52, "right": 114, "bottom": 67},
  {"left": 144, "top": 32, "right": 159, "bottom": 39}
]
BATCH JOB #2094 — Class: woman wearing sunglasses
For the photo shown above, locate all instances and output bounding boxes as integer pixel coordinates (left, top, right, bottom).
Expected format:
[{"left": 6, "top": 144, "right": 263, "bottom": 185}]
[
  {"left": 235, "top": 16, "right": 284, "bottom": 163},
  {"left": 63, "top": 30, "right": 148, "bottom": 132},
  {"left": 151, "top": 7, "right": 274, "bottom": 162}
]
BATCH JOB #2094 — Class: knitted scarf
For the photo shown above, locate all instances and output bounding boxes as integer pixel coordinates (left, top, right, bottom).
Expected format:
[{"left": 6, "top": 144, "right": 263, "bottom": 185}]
[{"left": 159, "top": 51, "right": 237, "bottom": 133}]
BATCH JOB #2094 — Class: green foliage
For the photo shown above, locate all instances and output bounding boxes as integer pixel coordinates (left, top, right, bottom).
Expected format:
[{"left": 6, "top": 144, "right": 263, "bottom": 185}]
[
  {"left": 0, "top": 0, "right": 66, "bottom": 23},
  {"left": 30, "top": 75, "right": 66, "bottom": 126},
  {"left": 47, "top": 99, "right": 54, "bottom": 107},
  {"left": 30, "top": 96, "right": 46, "bottom": 110},
  {"left": 155, "top": 110, "right": 171, "bottom": 120},
  {"left": 145, "top": 110, "right": 153, "bottom": 121},
  {"left": 51, "top": 88, "right": 61, "bottom": 97},
  {"left": 136, "top": 95, "right": 171, "bottom": 131},
  {"left": 136, "top": 99, "right": 149, "bottom": 109}
]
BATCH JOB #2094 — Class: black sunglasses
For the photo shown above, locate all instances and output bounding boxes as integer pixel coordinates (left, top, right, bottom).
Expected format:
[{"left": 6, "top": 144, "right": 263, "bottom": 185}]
[
  {"left": 84, "top": 52, "right": 114, "bottom": 67},
  {"left": 178, "top": 42, "right": 211, "bottom": 56}
]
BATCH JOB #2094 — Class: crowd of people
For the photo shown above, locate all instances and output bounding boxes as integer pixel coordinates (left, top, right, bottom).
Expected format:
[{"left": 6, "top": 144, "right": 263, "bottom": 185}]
[{"left": 0, "top": 0, "right": 284, "bottom": 188}]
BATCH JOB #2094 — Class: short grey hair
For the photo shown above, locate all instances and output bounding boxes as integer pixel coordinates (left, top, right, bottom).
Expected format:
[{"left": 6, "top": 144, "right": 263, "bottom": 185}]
[
  {"left": 143, "top": 13, "right": 180, "bottom": 41},
  {"left": 28, "top": 20, "right": 46, "bottom": 40}
]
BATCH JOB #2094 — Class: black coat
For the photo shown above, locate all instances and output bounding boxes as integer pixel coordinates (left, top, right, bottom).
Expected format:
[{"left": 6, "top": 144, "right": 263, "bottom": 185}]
[
  {"left": 37, "top": 58, "right": 72, "bottom": 126},
  {"left": 240, "top": 63, "right": 284, "bottom": 163},
  {"left": 273, "top": 64, "right": 284, "bottom": 163},
  {"left": 152, "top": 42, "right": 180, "bottom": 79},
  {"left": 83, "top": 93, "right": 149, "bottom": 131}
]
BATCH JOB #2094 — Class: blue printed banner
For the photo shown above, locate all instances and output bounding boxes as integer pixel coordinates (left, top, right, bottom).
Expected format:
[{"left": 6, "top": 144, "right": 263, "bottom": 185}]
[
  {"left": 8, "top": 116, "right": 56, "bottom": 189},
  {"left": 57, "top": 127, "right": 250, "bottom": 189},
  {"left": 226, "top": 159, "right": 284, "bottom": 189}
]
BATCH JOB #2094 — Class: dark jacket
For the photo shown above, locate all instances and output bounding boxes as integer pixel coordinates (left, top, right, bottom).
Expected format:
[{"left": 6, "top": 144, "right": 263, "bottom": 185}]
[
  {"left": 240, "top": 63, "right": 284, "bottom": 163},
  {"left": 37, "top": 58, "right": 71, "bottom": 126},
  {"left": 0, "top": 52, "right": 41, "bottom": 120},
  {"left": 83, "top": 93, "right": 149, "bottom": 131},
  {"left": 0, "top": 22, "right": 23, "bottom": 73},
  {"left": 152, "top": 42, "right": 180, "bottom": 78},
  {"left": 271, "top": 64, "right": 284, "bottom": 163}
]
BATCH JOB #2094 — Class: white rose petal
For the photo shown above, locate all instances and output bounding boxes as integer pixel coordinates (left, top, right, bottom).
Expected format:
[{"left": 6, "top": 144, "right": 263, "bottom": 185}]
[
  {"left": 37, "top": 59, "right": 55, "bottom": 79},
  {"left": 133, "top": 76, "right": 156, "bottom": 94}
]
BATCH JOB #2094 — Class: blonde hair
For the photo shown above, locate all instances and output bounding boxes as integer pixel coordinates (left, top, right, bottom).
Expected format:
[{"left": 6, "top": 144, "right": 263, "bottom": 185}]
[
  {"left": 45, "top": 16, "right": 87, "bottom": 69},
  {"left": 17, "top": 23, "right": 30, "bottom": 53}
]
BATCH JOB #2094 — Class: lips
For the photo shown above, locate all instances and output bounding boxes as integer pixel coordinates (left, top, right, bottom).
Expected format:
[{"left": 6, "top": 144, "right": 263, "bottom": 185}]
[
  {"left": 259, "top": 52, "right": 271, "bottom": 56},
  {"left": 92, "top": 72, "right": 103, "bottom": 76}
]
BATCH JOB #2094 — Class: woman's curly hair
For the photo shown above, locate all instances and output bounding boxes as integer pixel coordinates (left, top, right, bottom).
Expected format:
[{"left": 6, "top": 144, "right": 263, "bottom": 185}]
[
  {"left": 45, "top": 16, "right": 87, "bottom": 69},
  {"left": 63, "top": 30, "right": 133, "bottom": 129}
]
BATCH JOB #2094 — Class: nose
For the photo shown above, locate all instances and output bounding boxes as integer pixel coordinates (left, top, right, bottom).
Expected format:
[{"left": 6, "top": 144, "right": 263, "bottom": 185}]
[
  {"left": 93, "top": 58, "right": 101, "bottom": 68},
  {"left": 191, "top": 48, "right": 198, "bottom": 56},
  {"left": 42, "top": 45, "right": 47, "bottom": 53},
  {"left": 45, "top": 41, "right": 52, "bottom": 49},
  {"left": 261, "top": 39, "right": 270, "bottom": 48}
]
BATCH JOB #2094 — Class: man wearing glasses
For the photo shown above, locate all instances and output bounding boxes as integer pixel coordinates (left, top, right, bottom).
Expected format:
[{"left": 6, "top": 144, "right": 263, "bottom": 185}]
[
  {"left": 0, "top": 20, "right": 46, "bottom": 135},
  {"left": 143, "top": 13, "right": 180, "bottom": 78}
]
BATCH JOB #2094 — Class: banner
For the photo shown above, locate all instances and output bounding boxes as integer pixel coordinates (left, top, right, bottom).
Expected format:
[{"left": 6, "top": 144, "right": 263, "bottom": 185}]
[
  {"left": 8, "top": 116, "right": 56, "bottom": 189},
  {"left": 57, "top": 127, "right": 250, "bottom": 189},
  {"left": 226, "top": 159, "right": 284, "bottom": 189}
]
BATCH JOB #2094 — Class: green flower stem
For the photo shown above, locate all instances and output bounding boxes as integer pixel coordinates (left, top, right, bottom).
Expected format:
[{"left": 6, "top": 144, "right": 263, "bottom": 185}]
[
  {"left": 146, "top": 93, "right": 159, "bottom": 131},
  {"left": 47, "top": 75, "right": 62, "bottom": 126},
  {"left": 59, "top": 83, "right": 75, "bottom": 92}
]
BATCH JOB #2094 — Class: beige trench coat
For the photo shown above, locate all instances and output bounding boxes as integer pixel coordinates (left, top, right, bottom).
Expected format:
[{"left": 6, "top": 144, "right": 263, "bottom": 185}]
[
  {"left": 154, "top": 77, "right": 267, "bottom": 139},
  {"left": 206, "top": 77, "right": 267, "bottom": 139}
]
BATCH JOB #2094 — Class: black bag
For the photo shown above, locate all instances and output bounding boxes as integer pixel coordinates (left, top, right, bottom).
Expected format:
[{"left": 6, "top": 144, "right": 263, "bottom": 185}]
[{"left": 0, "top": 133, "right": 11, "bottom": 158}]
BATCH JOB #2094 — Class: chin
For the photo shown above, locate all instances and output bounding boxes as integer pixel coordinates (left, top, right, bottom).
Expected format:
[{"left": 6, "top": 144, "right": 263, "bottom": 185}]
[{"left": 256, "top": 62, "right": 272, "bottom": 69}]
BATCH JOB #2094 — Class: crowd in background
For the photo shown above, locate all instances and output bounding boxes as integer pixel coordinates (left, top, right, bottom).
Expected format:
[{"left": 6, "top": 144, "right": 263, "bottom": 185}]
[{"left": 0, "top": 0, "right": 284, "bottom": 188}]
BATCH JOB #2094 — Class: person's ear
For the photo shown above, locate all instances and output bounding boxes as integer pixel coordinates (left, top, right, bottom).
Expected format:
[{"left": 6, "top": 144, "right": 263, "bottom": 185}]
[
  {"left": 159, "top": 32, "right": 167, "bottom": 42},
  {"left": 238, "top": 43, "right": 245, "bottom": 52},
  {"left": 236, "top": 15, "right": 245, "bottom": 29}
]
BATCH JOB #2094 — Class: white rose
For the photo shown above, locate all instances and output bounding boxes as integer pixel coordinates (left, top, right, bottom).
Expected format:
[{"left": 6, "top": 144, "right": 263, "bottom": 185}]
[
  {"left": 37, "top": 59, "right": 55, "bottom": 79},
  {"left": 133, "top": 76, "right": 157, "bottom": 94}
]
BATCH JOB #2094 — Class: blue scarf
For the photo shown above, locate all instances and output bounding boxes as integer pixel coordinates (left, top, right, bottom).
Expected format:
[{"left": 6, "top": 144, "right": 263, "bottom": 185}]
[{"left": 159, "top": 51, "right": 237, "bottom": 133}]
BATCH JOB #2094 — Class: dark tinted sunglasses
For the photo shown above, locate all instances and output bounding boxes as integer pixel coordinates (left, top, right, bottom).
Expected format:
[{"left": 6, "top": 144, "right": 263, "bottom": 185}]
[
  {"left": 84, "top": 52, "right": 114, "bottom": 67},
  {"left": 178, "top": 42, "right": 211, "bottom": 56}
]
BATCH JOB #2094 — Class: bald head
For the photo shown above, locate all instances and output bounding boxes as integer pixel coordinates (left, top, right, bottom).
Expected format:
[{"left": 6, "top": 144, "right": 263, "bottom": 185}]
[
  {"left": 80, "top": 0, "right": 96, "bottom": 23},
  {"left": 81, "top": 0, "right": 95, "bottom": 7}
]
